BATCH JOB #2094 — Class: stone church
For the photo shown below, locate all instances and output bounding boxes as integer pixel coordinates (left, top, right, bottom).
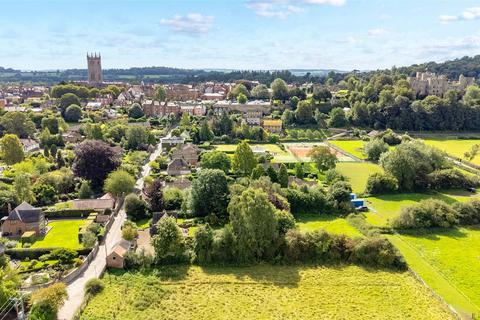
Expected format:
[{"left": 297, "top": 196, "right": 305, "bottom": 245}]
[{"left": 87, "top": 53, "right": 103, "bottom": 83}]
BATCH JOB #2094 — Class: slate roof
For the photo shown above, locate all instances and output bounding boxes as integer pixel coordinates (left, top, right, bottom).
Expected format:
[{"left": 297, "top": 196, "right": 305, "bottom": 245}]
[{"left": 8, "top": 202, "right": 42, "bottom": 223}]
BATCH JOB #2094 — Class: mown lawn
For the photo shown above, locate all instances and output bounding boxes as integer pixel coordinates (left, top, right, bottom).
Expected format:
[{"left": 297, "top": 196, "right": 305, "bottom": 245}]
[
  {"left": 366, "top": 190, "right": 480, "bottom": 227},
  {"left": 423, "top": 138, "right": 480, "bottom": 165},
  {"left": 388, "top": 226, "right": 480, "bottom": 318},
  {"left": 29, "top": 220, "right": 85, "bottom": 249},
  {"left": 336, "top": 162, "right": 383, "bottom": 193},
  {"left": 330, "top": 140, "right": 366, "bottom": 159},
  {"left": 80, "top": 265, "right": 455, "bottom": 320},
  {"left": 295, "top": 213, "right": 362, "bottom": 237},
  {"left": 214, "top": 144, "right": 296, "bottom": 162}
]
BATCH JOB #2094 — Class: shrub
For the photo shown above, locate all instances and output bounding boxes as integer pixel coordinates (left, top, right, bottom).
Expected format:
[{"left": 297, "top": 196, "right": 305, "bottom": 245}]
[
  {"left": 163, "top": 187, "right": 184, "bottom": 211},
  {"left": 30, "top": 283, "right": 67, "bottom": 320},
  {"left": 427, "top": 169, "right": 480, "bottom": 190},
  {"left": 363, "top": 138, "right": 389, "bottom": 161},
  {"left": 85, "top": 278, "right": 104, "bottom": 296},
  {"left": 81, "top": 231, "right": 97, "bottom": 248},
  {"left": 393, "top": 199, "right": 458, "bottom": 229},
  {"left": 453, "top": 200, "right": 480, "bottom": 225},
  {"left": 364, "top": 173, "right": 398, "bottom": 195},
  {"left": 125, "top": 193, "right": 149, "bottom": 220},
  {"left": 122, "top": 220, "right": 138, "bottom": 241},
  {"left": 351, "top": 237, "right": 406, "bottom": 269},
  {"left": 275, "top": 210, "right": 296, "bottom": 235},
  {"left": 124, "top": 249, "right": 154, "bottom": 269},
  {"left": 324, "top": 169, "right": 348, "bottom": 185},
  {"left": 381, "top": 129, "right": 401, "bottom": 146},
  {"left": 282, "top": 186, "right": 330, "bottom": 214},
  {"left": 327, "top": 181, "right": 353, "bottom": 213},
  {"left": 152, "top": 217, "right": 189, "bottom": 264},
  {"left": 193, "top": 224, "right": 214, "bottom": 264}
]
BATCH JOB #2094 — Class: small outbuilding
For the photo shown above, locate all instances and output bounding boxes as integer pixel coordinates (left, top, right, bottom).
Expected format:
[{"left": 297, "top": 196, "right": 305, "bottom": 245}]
[{"left": 106, "top": 239, "right": 132, "bottom": 269}]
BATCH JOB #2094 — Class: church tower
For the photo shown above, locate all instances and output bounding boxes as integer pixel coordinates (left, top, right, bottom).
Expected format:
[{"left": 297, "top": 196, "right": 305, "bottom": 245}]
[{"left": 87, "top": 53, "right": 103, "bottom": 83}]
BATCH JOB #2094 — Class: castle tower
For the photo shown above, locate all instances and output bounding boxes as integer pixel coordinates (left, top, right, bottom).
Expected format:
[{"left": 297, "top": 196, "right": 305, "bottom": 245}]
[{"left": 87, "top": 53, "right": 103, "bottom": 83}]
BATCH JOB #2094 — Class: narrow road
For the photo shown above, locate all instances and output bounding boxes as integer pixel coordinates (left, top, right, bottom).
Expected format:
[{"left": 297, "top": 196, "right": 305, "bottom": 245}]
[{"left": 57, "top": 141, "right": 163, "bottom": 320}]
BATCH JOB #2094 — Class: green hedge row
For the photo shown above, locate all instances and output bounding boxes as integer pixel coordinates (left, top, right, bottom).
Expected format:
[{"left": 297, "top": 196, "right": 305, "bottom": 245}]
[
  {"left": 44, "top": 209, "right": 93, "bottom": 218},
  {"left": 5, "top": 247, "right": 92, "bottom": 260}
]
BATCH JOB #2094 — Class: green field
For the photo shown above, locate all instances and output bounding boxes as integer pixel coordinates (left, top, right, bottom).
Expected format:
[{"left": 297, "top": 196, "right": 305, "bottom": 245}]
[
  {"left": 29, "top": 220, "right": 85, "bottom": 249},
  {"left": 423, "top": 138, "right": 480, "bottom": 165},
  {"left": 336, "top": 162, "right": 383, "bottom": 193},
  {"left": 365, "top": 190, "right": 480, "bottom": 227},
  {"left": 295, "top": 213, "right": 363, "bottom": 237},
  {"left": 80, "top": 265, "right": 454, "bottom": 320},
  {"left": 329, "top": 140, "right": 366, "bottom": 159},
  {"left": 388, "top": 226, "right": 480, "bottom": 318},
  {"left": 213, "top": 143, "right": 296, "bottom": 162}
]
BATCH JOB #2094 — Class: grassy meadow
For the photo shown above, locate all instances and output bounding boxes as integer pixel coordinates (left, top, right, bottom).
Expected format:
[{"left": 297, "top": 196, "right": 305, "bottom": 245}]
[
  {"left": 336, "top": 162, "right": 383, "bottom": 193},
  {"left": 365, "top": 190, "right": 480, "bottom": 227},
  {"left": 329, "top": 140, "right": 366, "bottom": 159},
  {"left": 423, "top": 138, "right": 480, "bottom": 165},
  {"left": 294, "top": 213, "right": 362, "bottom": 237},
  {"left": 388, "top": 226, "right": 480, "bottom": 318},
  {"left": 80, "top": 265, "right": 455, "bottom": 320}
]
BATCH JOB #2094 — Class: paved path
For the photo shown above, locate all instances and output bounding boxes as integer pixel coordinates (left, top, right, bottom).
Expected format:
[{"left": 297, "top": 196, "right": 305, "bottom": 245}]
[{"left": 57, "top": 141, "right": 163, "bottom": 320}]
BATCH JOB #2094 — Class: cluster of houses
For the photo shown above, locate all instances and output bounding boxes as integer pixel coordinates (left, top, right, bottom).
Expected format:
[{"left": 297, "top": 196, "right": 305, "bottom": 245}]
[{"left": 0, "top": 85, "right": 48, "bottom": 110}]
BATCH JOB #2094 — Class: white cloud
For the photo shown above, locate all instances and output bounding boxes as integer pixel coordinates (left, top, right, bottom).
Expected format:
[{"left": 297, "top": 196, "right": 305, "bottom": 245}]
[
  {"left": 439, "top": 7, "right": 480, "bottom": 23},
  {"left": 368, "top": 28, "right": 388, "bottom": 36},
  {"left": 160, "top": 13, "right": 213, "bottom": 35},
  {"left": 246, "top": 0, "right": 345, "bottom": 19}
]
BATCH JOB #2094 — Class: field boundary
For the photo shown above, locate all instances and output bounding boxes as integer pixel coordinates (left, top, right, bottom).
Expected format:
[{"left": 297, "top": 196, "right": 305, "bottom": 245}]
[
  {"left": 390, "top": 234, "right": 479, "bottom": 320},
  {"left": 325, "top": 141, "right": 363, "bottom": 162}
]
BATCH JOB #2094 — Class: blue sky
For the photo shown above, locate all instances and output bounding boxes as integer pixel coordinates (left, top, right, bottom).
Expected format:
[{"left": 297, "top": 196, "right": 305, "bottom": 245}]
[{"left": 1, "top": 0, "right": 480, "bottom": 71}]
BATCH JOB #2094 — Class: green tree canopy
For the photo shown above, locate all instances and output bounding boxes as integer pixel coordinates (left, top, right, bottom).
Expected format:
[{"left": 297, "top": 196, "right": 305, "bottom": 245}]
[
  {"left": 0, "top": 134, "right": 24, "bottom": 165},
  {"left": 232, "top": 140, "right": 256, "bottom": 176},
  {"left": 0, "top": 112, "right": 36, "bottom": 138},
  {"left": 228, "top": 188, "right": 279, "bottom": 262},
  {"left": 128, "top": 103, "right": 145, "bottom": 119},
  {"left": 59, "top": 93, "right": 81, "bottom": 115},
  {"left": 104, "top": 169, "right": 135, "bottom": 198},
  {"left": 271, "top": 78, "right": 289, "bottom": 101},
  {"left": 155, "top": 85, "right": 167, "bottom": 101},
  {"left": 190, "top": 169, "right": 229, "bottom": 219},
  {"left": 64, "top": 104, "right": 83, "bottom": 122},
  {"left": 308, "top": 146, "right": 337, "bottom": 172},
  {"left": 201, "top": 151, "right": 231, "bottom": 173},
  {"left": 251, "top": 84, "right": 270, "bottom": 99}
]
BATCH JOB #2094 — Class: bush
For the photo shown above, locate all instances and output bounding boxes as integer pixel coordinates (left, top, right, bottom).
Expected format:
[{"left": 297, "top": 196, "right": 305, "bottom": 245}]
[
  {"left": 328, "top": 181, "right": 353, "bottom": 213},
  {"left": 364, "top": 173, "right": 398, "bottom": 195},
  {"left": 164, "top": 187, "right": 184, "bottom": 211},
  {"left": 324, "top": 169, "right": 348, "bottom": 185},
  {"left": 125, "top": 193, "right": 150, "bottom": 220},
  {"left": 30, "top": 283, "right": 67, "bottom": 320},
  {"left": 85, "top": 278, "right": 104, "bottom": 296},
  {"left": 152, "top": 217, "right": 190, "bottom": 264},
  {"left": 43, "top": 209, "right": 93, "bottom": 218},
  {"left": 282, "top": 186, "right": 330, "bottom": 214},
  {"left": 275, "top": 210, "right": 296, "bottom": 235},
  {"left": 64, "top": 104, "right": 82, "bottom": 122},
  {"left": 351, "top": 237, "right": 406, "bottom": 269},
  {"left": 124, "top": 249, "right": 154, "bottom": 269},
  {"left": 453, "top": 200, "right": 480, "bottom": 225},
  {"left": 193, "top": 224, "right": 214, "bottom": 264},
  {"left": 427, "top": 169, "right": 480, "bottom": 190},
  {"left": 393, "top": 199, "right": 458, "bottom": 229},
  {"left": 363, "top": 138, "right": 389, "bottom": 161},
  {"left": 381, "top": 129, "right": 401, "bottom": 146}
]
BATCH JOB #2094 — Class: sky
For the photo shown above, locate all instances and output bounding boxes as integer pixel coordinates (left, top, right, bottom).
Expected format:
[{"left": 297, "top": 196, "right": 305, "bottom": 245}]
[{"left": 1, "top": 0, "right": 480, "bottom": 71}]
